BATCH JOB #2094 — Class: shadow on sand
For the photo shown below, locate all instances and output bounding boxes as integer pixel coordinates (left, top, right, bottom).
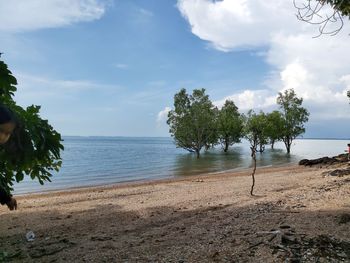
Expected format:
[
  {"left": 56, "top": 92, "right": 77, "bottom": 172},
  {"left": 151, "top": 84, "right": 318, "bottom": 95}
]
[{"left": 1, "top": 197, "right": 349, "bottom": 262}]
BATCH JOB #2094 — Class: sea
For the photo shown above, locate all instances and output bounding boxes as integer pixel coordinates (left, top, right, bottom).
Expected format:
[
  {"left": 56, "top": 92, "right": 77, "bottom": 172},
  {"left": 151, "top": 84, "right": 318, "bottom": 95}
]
[{"left": 13, "top": 137, "right": 349, "bottom": 194}]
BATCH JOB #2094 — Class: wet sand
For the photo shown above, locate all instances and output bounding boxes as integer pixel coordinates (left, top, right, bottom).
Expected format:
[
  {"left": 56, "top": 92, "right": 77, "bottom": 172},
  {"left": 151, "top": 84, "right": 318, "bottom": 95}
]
[{"left": 0, "top": 163, "right": 349, "bottom": 262}]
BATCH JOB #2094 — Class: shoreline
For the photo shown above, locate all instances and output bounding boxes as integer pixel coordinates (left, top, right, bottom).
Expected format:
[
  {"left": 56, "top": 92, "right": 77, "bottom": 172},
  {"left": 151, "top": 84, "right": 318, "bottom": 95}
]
[
  {"left": 16, "top": 162, "right": 297, "bottom": 198},
  {"left": 14, "top": 137, "right": 350, "bottom": 196}
]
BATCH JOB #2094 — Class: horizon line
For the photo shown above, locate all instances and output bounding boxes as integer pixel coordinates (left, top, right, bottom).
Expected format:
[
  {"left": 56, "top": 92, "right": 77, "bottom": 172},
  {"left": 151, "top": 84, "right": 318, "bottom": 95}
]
[{"left": 61, "top": 135, "right": 350, "bottom": 140}]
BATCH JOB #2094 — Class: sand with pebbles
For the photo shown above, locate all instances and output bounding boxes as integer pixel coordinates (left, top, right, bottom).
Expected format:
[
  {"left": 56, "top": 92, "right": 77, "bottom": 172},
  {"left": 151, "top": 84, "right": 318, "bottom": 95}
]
[{"left": 1, "top": 163, "right": 350, "bottom": 262}]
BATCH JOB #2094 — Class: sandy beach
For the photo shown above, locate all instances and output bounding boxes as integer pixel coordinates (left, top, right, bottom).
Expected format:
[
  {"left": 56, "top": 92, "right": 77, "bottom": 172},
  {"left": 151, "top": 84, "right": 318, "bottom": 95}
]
[{"left": 0, "top": 163, "right": 349, "bottom": 262}]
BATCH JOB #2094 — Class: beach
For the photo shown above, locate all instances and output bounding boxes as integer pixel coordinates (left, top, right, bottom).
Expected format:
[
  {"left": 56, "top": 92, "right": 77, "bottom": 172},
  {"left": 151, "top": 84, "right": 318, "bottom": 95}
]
[{"left": 1, "top": 163, "right": 350, "bottom": 262}]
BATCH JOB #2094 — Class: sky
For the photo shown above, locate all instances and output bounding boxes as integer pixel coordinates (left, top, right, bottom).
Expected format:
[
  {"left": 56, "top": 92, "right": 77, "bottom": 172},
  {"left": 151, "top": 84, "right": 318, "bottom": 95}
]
[{"left": 0, "top": 0, "right": 349, "bottom": 138}]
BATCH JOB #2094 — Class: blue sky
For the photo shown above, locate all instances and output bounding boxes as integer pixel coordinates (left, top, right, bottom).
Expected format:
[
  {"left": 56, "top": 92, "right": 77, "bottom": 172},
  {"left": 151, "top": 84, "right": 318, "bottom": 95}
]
[{"left": 1, "top": 0, "right": 349, "bottom": 138}]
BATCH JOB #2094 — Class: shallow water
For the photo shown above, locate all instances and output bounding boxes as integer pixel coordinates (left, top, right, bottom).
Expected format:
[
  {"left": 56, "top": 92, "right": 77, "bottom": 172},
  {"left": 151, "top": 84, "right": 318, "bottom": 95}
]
[{"left": 13, "top": 137, "right": 349, "bottom": 194}]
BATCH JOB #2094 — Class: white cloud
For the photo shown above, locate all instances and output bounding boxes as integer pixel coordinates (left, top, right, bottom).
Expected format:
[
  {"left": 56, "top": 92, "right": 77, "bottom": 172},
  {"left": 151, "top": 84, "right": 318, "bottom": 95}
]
[
  {"left": 280, "top": 62, "right": 309, "bottom": 93},
  {"left": 177, "top": 0, "right": 301, "bottom": 50},
  {"left": 0, "top": 0, "right": 108, "bottom": 32},
  {"left": 268, "top": 35, "right": 350, "bottom": 116},
  {"left": 178, "top": 0, "right": 350, "bottom": 121},
  {"left": 214, "top": 90, "right": 276, "bottom": 111},
  {"left": 157, "top": 107, "right": 171, "bottom": 127},
  {"left": 341, "top": 75, "right": 350, "bottom": 90}
]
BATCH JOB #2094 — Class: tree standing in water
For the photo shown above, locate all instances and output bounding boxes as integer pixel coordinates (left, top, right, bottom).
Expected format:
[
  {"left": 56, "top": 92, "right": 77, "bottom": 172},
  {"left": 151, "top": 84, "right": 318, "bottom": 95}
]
[
  {"left": 277, "top": 89, "right": 309, "bottom": 154},
  {"left": 217, "top": 100, "right": 243, "bottom": 152},
  {"left": 167, "top": 88, "right": 217, "bottom": 158}
]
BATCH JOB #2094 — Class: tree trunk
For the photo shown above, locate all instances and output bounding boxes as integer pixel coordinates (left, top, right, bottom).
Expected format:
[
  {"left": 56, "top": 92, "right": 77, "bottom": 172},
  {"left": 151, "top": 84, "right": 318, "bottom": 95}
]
[
  {"left": 250, "top": 148, "right": 256, "bottom": 196},
  {"left": 271, "top": 140, "right": 275, "bottom": 149},
  {"left": 284, "top": 139, "right": 291, "bottom": 154},
  {"left": 196, "top": 149, "right": 200, "bottom": 159},
  {"left": 224, "top": 141, "right": 229, "bottom": 152},
  {"left": 259, "top": 143, "right": 265, "bottom": 153}
]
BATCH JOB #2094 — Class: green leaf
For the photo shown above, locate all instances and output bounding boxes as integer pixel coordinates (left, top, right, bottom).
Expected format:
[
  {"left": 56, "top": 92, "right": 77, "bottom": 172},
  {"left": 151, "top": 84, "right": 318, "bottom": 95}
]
[{"left": 0, "top": 59, "right": 64, "bottom": 192}]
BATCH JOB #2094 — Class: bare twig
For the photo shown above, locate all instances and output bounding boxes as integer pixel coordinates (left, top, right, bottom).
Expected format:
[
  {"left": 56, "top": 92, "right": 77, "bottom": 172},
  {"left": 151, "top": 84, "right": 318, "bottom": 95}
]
[
  {"left": 294, "top": 0, "right": 345, "bottom": 37},
  {"left": 250, "top": 147, "right": 257, "bottom": 196}
]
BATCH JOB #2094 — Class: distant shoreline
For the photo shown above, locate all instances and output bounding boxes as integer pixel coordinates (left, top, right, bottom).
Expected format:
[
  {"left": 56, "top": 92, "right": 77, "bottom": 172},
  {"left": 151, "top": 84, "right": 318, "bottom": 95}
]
[
  {"left": 16, "top": 162, "right": 296, "bottom": 197},
  {"left": 61, "top": 135, "right": 350, "bottom": 140},
  {"left": 298, "top": 137, "right": 350, "bottom": 141}
]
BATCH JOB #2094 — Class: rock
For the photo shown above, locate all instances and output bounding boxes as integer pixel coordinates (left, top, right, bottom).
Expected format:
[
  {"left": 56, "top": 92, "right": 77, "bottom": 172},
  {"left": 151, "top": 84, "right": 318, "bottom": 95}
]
[
  {"left": 298, "top": 156, "right": 341, "bottom": 166},
  {"left": 299, "top": 159, "right": 309, "bottom": 165}
]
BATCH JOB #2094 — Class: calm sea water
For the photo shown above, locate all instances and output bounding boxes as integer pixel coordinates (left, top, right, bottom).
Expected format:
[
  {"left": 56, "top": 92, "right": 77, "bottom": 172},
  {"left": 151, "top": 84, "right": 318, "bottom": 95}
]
[{"left": 13, "top": 137, "right": 349, "bottom": 194}]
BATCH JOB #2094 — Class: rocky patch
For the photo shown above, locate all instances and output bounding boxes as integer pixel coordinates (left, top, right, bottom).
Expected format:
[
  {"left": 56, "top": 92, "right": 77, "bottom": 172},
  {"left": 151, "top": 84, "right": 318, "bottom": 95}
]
[{"left": 299, "top": 154, "right": 348, "bottom": 167}]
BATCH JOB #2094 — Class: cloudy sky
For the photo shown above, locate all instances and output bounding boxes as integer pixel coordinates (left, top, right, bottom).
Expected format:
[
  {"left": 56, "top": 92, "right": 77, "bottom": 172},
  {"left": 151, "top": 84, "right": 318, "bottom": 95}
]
[{"left": 1, "top": 0, "right": 349, "bottom": 138}]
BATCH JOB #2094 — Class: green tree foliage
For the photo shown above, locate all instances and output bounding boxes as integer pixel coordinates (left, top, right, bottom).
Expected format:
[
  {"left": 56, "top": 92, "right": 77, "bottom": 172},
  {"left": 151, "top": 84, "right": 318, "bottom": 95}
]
[
  {"left": 244, "top": 110, "right": 268, "bottom": 154},
  {"left": 277, "top": 89, "right": 309, "bottom": 154},
  {"left": 204, "top": 107, "right": 219, "bottom": 151},
  {"left": 265, "top": 111, "right": 284, "bottom": 149},
  {"left": 217, "top": 100, "right": 243, "bottom": 152},
  {"left": 0, "top": 59, "right": 64, "bottom": 193},
  {"left": 203, "top": 116, "right": 219, "bottom": 151},
  {"left": 167, "top": 88, "right": 217, "bottom": 158}
]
